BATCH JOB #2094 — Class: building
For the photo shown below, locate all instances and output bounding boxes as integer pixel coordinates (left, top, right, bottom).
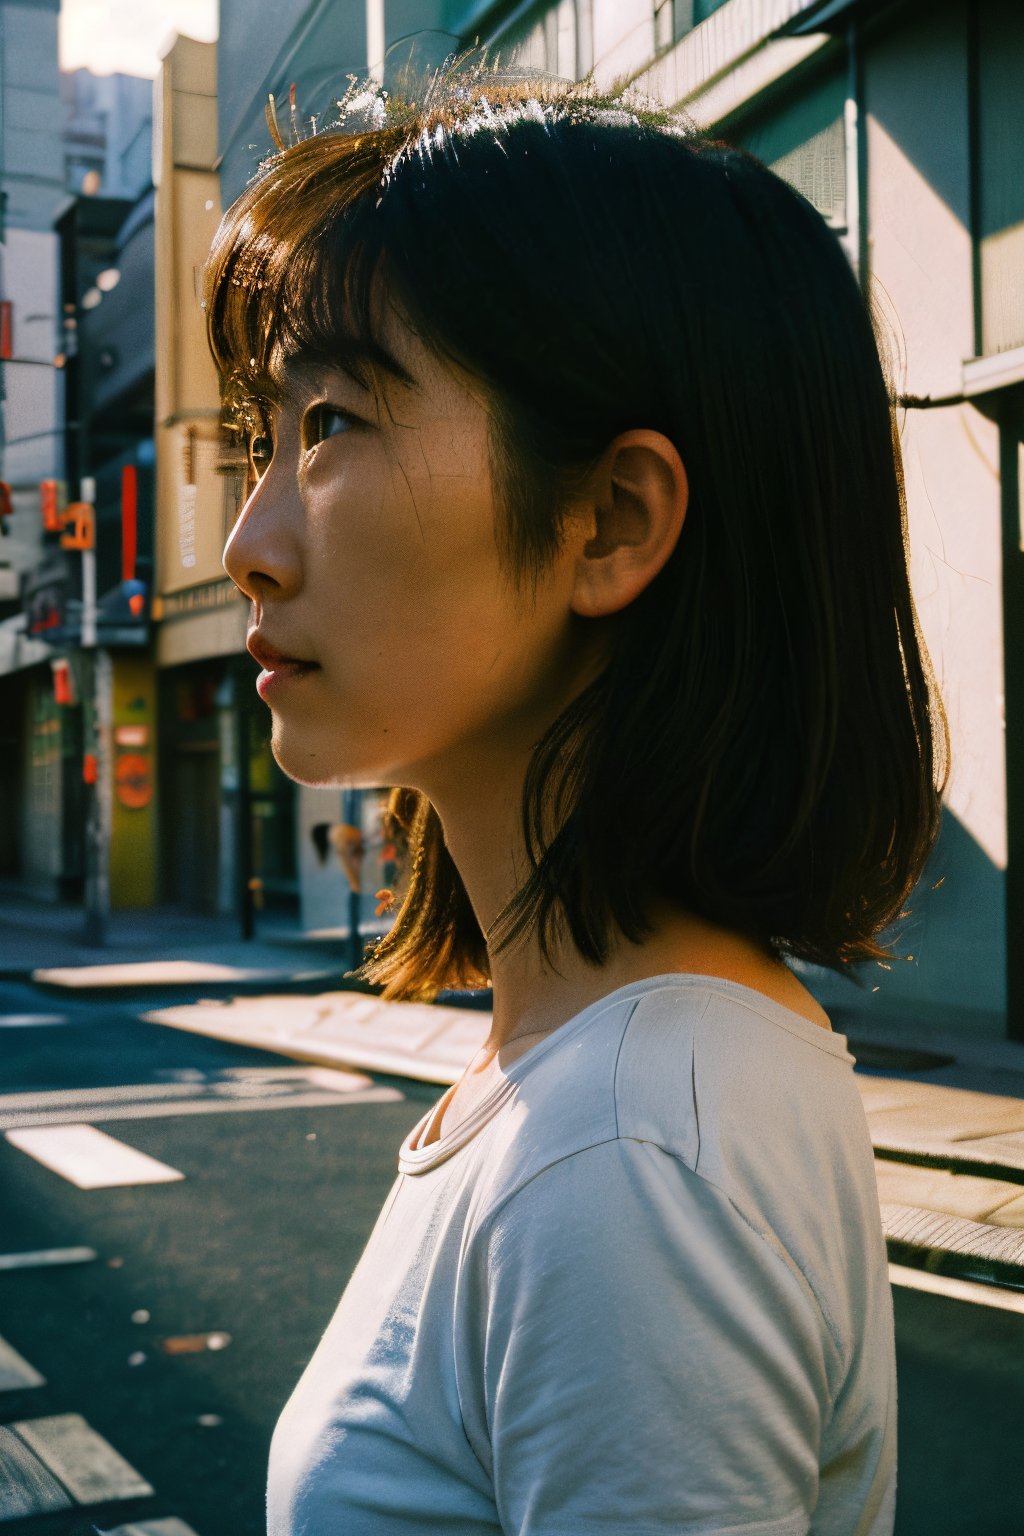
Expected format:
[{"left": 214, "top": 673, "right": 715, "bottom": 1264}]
[
  {"left": 630, "top": 0, "right": 1021, "bottom": 1044},
  {"left": 0, "top": 0, "right": 157, "bottom": 909},
  {"left": 0, "top": 0, "right": 75, "bottom": 895},
  {"left": 205, "top": 0, "right": 1021, "bottom": 1037},
  {"left": 60, "top": 67, "right": 152, "bottom": 200}
]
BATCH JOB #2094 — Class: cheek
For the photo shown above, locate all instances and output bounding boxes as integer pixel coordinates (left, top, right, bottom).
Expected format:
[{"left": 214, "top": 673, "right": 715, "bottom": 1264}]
[{"left": 374, "top": 448, "right": 505, "bottom": 625}]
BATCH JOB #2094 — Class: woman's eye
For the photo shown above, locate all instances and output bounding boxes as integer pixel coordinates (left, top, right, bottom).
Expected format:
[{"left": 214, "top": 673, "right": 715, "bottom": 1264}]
[
  {"left": 304, "top": 405, "right": 355, "bottom": 453},
  {"left": 248, "top": 434, "right": 273, "bottom": 480}
]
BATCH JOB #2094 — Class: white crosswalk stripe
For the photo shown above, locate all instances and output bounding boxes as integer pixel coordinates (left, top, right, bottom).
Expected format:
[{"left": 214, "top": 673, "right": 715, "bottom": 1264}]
[
  {"left": 0, "top": 1335, "right": 45, "bottom": 1391},
  {"left": 0, "top": 1246, "right": 97, "bottom": 1271},
  {"left": 0, "top": 1424, "right": 72, "bottom": 1520},
  {"left": 12, "top": 1412, "right": 154, "bottom": 1503},
  {"left": 0, "top": 1013, "right": 69, "bottom": 1028},
  {"left": 102, "top": 1521, "right": 202, "bottom": 1536},
  {"left": 0, "top": 1066, "right": 403, "bottom": 1131},
  {"left": 6, "top": 1125, "right": 185, "bottom": 1188}
]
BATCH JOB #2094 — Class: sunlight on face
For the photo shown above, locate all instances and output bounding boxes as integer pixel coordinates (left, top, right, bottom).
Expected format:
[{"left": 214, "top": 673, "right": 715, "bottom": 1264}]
[{"left": 222, "top": 296, "right": 606, "bottom": 801}]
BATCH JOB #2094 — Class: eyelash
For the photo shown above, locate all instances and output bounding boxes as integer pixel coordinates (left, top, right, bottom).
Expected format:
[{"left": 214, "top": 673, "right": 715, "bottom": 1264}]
[
  {"left": 222, "top": 402, "right": 358, "bottom": 491},
  {"left": 302, "top": 404, "right": 357, "bottom": 461}
]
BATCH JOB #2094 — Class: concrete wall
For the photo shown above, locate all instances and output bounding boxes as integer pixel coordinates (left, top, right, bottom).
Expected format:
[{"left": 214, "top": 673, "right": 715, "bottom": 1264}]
[
  {"left": 0, "top": 0, "right": 64, "bottom": 624},
  {"left": 0, "top": 0, "right": 64, "bottom": 231},
  {"left": 217, "top": 0, "right": 368, "bottom": 208},
  {"left": 840, "top": 0, "right": 1005, "bottom": 1030},
  {"left": 60, "top": 68, "right": 153, "bottom": 202},
  {"left": 978, "top": 0, "right": 1024, "bottom": 357},
  {"left": 0, "top": 226, "right": 61, "bottom": 546}
]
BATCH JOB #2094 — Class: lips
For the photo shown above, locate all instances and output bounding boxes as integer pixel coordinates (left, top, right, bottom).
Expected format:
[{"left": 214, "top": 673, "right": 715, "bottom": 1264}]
[
  {"left": 249, "top": 635, "right": 321, "bottom": 704},
  {"left": 247, "top": 633, "right": 319, "bottom": 671}
]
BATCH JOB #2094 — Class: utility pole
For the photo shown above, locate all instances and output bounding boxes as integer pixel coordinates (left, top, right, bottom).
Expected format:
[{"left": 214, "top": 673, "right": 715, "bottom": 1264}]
[
  {"left": 64, "top": 475, "right": 109, "bottom": 946},
  {"left": 342, "top": 786, "right": 363, "bottom": 973}
]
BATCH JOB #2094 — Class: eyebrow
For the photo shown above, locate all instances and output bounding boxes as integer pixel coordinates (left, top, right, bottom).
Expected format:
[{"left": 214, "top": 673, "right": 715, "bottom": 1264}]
[{"left": 277, "top": 340, "right": 419, "bottom": 397}]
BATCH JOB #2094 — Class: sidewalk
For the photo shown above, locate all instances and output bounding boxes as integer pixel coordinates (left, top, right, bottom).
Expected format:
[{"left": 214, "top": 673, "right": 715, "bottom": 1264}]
[
  {"left": 4, "top": 885, "right": 1024, "bottom": 1298},
  {"left": 0, "top": 881, "right": 359, "bottom": 991}
]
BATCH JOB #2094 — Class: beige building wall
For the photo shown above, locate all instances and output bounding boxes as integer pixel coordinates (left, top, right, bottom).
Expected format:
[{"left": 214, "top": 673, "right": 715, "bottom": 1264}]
[
  {"left": 153, "top": 33, "right": 245, "bottom": 664},
  {"left": 845, "top": 0, "right": 1007, "bottom": 1028}
]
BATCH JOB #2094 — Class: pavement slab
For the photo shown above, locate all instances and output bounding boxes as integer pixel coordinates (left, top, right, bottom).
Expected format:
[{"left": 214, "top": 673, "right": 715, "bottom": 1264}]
[
  {"left": 874, "top": 1160, "right": 1024, "bottom": 1226},
  {"left": 144, "top": 990, "right": 493, "bottom": 1086},
  {"left": 882, "top": 1202, "right": 1024, "bottom": 1269},
  {"left": 862, "top": 1083, "right": 1024, "bottom": 1145}
]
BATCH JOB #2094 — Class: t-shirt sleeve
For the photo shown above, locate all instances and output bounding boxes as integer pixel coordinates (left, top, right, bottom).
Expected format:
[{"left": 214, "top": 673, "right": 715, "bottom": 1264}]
[{"left": 456, "top": 1137, "right": 830, "bottom": 1536}]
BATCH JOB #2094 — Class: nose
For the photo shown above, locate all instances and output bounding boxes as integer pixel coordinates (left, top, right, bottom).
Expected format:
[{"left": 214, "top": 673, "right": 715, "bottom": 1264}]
[{"left": 222, "top": 465, "right": 302, "bottom": 605}]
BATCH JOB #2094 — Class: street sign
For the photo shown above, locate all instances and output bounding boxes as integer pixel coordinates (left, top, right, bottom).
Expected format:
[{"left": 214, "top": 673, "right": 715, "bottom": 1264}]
[{"left": 59, "top": 501, "right": 95, "bottom": 551}]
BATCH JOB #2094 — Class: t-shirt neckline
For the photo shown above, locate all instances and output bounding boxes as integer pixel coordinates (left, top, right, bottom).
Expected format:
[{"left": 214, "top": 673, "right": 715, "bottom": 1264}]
[{"left": 397, "top": 972, "right": 850, "bottom": 1175}]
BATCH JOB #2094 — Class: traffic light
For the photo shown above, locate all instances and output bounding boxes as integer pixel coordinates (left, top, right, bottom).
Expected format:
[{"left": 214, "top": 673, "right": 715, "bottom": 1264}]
[{"left": 95, "top": 569, "right": 151, "bottom": 646}]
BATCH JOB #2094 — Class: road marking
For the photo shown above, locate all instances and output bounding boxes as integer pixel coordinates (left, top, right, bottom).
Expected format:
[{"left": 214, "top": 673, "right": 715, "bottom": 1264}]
[
  {"left": 0, "top": 1067, "right": 403, "bottom": 1131},
  {"left": 103, "top": 1521, "right": 202, "bottom": 1536},
  {"left": 890, "top": 1261, "right": 1024, "bottom": 1314},
  {"left": 12, "top": 1412, "right": 154, "bottom": 1503},
  {"left": 0, "top": 1335, "right": 45, "bottom": 1391},
  {"left": 0, "top": 1246, "right": 97, "bottom": 1271},
  {"left": 0, "top": 1424, "right": 73, "bottom": 1520},
  {"left": 33, "top": 959, "right": 285, "bottom": 986},
  {"left": 0, "top": 1013, "right": 69, "bottom": 1028},
  {"left": 5, "top": 1126, "right": 184, "bottom": 1188}
]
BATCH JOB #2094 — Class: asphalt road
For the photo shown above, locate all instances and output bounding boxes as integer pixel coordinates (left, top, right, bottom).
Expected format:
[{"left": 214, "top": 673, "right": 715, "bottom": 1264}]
[
  {"left": 0, "top": 978, "right": 436, "bottom": 1535},
  {"left": 3, "top": 978, "right": 1024, "bottom": 1535}
]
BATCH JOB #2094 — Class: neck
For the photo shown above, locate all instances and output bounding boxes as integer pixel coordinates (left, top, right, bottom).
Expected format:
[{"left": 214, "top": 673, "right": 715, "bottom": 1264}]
[{"left": 417, "top": 749, "right": 829, "bottom": 1068}]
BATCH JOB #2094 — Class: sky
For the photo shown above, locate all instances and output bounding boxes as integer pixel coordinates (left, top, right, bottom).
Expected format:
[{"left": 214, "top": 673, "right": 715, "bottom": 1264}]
[{"left": 59, "top": 0, "right": 218, "bottom": 78}]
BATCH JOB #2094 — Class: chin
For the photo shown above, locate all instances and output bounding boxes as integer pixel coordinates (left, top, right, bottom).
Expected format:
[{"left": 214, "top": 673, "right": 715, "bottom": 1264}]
[{"left": 270, "top": 727, "right": 397, "bottom": 791}]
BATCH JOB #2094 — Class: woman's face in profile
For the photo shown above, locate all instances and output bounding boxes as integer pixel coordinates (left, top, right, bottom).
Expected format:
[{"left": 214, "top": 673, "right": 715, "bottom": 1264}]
[{"left": 222, "top": 294, "right": 603, "bottom": 797}]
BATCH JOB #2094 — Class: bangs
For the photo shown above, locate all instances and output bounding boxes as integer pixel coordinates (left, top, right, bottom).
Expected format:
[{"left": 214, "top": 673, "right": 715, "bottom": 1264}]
[{"left": 204, "top": 127, "right": 412, "bottom": 426}]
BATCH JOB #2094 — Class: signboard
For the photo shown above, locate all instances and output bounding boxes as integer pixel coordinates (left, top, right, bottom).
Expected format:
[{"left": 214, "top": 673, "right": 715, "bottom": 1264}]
[
  {"left": 60, "top": 501, "right": 96, "bottom": 551},
  {"left": 114, "top": 725, "right": 149, "bottom": 747},
  {"left": 21, "top": 560, "right": 71, "bottom": 640},
  {"left": 40, "top": 480, "right": 63, "bottom": 533},
  {"left": 115, "top": 752, "right": 153, "bottom": 809}
]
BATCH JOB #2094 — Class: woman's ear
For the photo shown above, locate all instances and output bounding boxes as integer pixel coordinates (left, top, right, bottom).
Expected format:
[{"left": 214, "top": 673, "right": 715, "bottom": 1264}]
[{"left": 569, "top": 430, "right": 688, "bottom": 619}]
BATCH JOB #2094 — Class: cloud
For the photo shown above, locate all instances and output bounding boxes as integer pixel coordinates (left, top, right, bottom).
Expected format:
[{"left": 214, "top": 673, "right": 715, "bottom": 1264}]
[{"left": 59, "top": 0, "right": 218, "bottom": 79}]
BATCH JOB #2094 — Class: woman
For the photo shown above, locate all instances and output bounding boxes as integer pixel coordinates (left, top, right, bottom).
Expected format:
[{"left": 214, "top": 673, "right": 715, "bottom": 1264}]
[{"left": 207, "top": 57, "right": 946, "bottom": 1535}]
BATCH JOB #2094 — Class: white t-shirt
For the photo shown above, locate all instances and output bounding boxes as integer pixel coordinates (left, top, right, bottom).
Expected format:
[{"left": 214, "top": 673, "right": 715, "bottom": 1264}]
[{"left": 267, "top": 974, "right": 896, "bottom": 1535}]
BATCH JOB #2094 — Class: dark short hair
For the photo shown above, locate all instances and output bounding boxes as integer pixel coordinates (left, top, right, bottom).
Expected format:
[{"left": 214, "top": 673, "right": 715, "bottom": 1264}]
[{"left": 205, "top": 59, "right": 948, "bottom": 1001}]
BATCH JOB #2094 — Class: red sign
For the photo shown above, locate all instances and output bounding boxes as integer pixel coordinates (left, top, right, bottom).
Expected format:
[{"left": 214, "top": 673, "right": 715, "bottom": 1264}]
[
  {"left": 0, "top": 301, "right": 12, "bottom": 361},
  {"left": 115, "top": 753, "right": 153, "bottom": 809},
  {"left": 52, "top": 659, "right": 75, "bottom": 706},
  {"left": 40, "top": 480, "right": 61, "bottom": 533},
  {"left": 121, "top": 464, "right": 137, "bottom": 581}
]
